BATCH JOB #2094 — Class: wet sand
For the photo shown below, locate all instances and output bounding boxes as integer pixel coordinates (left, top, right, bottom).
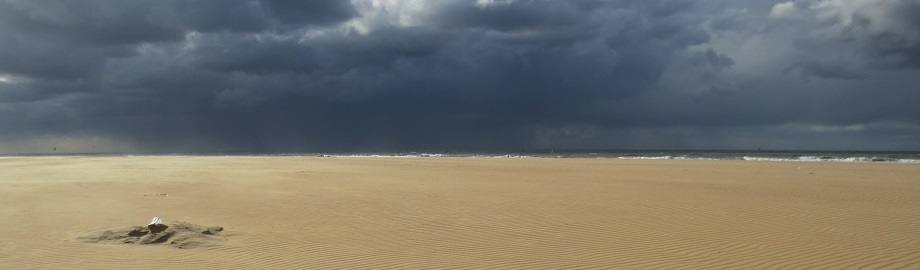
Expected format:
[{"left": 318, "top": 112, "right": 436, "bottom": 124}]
[{"left": 1, "top": 156, "right": 918, "bottom": 269}]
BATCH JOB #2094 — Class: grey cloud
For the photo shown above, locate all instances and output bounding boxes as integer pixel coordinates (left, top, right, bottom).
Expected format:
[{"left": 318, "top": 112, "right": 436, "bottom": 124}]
[
  {"left": 436, "top": 1, "right": 591, "bottom": 32},
  {"left": 261, "top": 0, "right": 357, "bottom": 26},
  {"left": 185, "top": 34, "right": 319, "bottom": 75},
  {"left": 687, "top": 49, "right": 735, "bottom": 69},
  {"left": 0, "top": 1, "right": 180, "bottom": 44},
  {"left": 807, "top": 0, "right": 920, "bottom": 69},
  {"left": 0, "top": 0, "right": 357, "bottom": 81},
  {"left": 0, "top": 33, "right": 133, "bottom": 81},
  {"left": 0, "top": 0, "right": 357, "bottom": 43},
  {"left": 0, "top": 0, "right": 918, "bottom": 153}
]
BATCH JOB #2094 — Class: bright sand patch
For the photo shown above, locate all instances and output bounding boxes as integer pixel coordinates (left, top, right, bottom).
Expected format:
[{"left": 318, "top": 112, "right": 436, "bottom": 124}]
[{"left": 0, "top": 156, "right": 918, "bottom": 269}]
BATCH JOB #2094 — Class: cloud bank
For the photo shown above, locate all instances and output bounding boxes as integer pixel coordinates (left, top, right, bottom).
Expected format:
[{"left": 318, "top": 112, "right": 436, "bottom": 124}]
[{"left": 1, "top": 0, "right": 918, "bottom": 153}]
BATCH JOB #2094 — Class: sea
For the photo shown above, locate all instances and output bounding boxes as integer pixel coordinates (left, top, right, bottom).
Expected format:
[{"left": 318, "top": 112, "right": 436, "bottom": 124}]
[
  {"left": 5, "top": 150, "right": 920, "bottom": 163},
  {"left": 331, "top": 150, "right": 920, "bottom": 163}
]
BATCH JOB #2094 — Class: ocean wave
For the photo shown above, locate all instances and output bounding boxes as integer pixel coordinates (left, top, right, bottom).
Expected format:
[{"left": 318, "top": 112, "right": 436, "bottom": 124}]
[
  {"left": 741, "top": 156, "right": 920, "bottom": 163},
  {"left": 301, "top": 153, "right": 890, "bottom": 163},
  {"left": 335, "top": 153, "right": 446, "bottom": 158}
]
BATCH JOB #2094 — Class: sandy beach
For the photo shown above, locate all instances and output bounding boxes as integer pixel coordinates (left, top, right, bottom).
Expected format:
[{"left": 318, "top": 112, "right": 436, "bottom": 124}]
[{"left": 1, "top": 156, "right": 918, "bottom": 269}]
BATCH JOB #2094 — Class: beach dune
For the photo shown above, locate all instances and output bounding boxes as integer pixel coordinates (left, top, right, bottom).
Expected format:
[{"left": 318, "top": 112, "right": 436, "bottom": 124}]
[{"left": 1, "top": 156, "right": 918, "bottom": 269}]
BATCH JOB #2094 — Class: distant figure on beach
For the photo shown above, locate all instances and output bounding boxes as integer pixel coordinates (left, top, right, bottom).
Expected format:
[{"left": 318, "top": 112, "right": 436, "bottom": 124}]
[{"left": 53, "top": 147, "right": 56, "bottom": 151}]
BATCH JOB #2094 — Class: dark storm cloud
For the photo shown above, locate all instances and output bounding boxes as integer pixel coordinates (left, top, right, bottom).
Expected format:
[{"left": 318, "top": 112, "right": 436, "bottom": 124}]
[
  {"left": 0, "top": 0, "right": 355, "bottom": 80},
  {"left": 436, "top": 0, "right": 591, "bottom": 32},
  {"left": 260, "top": 0, "right": 357, "bottom": 26},
  {"left": 846, "top": 0, "right": 920, "bottom": 68},
  {"left": 1, "top": 0, "right": 918, "bottom": 153},
  {"left": 0, "top": 0, "right": 355, "bottom": 42},
  {"left": 185, "top": 35, "right": 319, "bottom": 75},
  {"left": 800, "top": 0, "right": 920, "bottom": 69}
]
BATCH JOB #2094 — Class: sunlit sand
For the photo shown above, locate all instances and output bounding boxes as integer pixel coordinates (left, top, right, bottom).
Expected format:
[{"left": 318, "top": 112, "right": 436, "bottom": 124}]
[{"left": 1, "top": 156, "right": 918, "bottom": 269}]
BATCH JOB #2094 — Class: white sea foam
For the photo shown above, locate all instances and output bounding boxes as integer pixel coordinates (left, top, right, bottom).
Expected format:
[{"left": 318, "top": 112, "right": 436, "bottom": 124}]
[
  {"left": 330, "top": 153, "right": 917, "bottom": 163},
  {"left": 740, "top": 156, "right": 918, "bottom": 163},
  {"left": 492, "top": 154, "right": 536, "bottom": 158},
  {"left": 335, "top": 153, "right": 449, "bottom": 158},
  {"left": 618, "top": 156, "right": 681, "bottom": 160},
  {"left": 617, "top": 156, "right": 717, "bottom": 161},
  {"left": 3, "top": 151, "right": 916, "bottom": 163}
]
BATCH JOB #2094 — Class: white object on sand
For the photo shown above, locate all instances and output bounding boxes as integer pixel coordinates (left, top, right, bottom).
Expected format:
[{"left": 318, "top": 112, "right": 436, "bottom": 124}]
[{"left": 149, "top": 217, "right": 162, "bottom": 226}]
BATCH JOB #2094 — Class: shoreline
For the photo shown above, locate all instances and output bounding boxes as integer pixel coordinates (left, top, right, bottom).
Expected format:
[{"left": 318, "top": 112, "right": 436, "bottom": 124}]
[{"left": 2, "top": 152, "right": 919, "bottom": 164}]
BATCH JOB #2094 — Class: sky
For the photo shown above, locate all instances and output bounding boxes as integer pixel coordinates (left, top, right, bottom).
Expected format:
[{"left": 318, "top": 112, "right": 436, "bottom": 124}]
[{"left": 1, "top": 0, "right": 919, "bottom": 154}]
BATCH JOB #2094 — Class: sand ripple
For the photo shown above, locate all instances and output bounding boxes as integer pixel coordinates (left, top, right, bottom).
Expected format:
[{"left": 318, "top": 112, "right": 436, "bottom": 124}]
[{"left": 0, "top": 157, "right": 918, "bottom": 269}]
